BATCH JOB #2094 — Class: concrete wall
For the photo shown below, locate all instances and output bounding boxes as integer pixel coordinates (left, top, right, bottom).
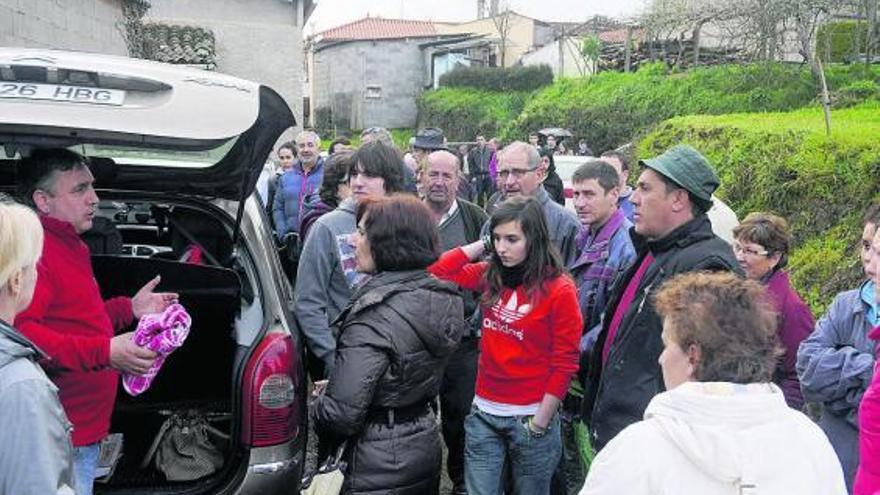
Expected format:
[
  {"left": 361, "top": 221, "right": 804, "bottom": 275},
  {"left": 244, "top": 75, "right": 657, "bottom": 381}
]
[
  {"left": 0, "top": 0, "right": 127, "bottom": 55},
  {"left": 521, "top": 36, "right": 593, "bottom": 78},
  {"left": 147, "top": 0, "right": 306, "bottom": 135},
  {"left": 313, "top": 38, "right": 430, "bottom": 130},
  {"left": 437, "top": 12, "right": 538, "bottom": 66}
]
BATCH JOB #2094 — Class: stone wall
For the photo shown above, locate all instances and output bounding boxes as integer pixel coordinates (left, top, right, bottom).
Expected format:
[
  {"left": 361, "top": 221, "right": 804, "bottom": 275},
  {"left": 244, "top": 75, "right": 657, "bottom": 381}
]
[
  {"left": 147, "top": 0, "right": 306, "bottom": 134},
  {"left": 313, "top": 38, "right": 430, "bottom": 130},
  {"left": 0, "top": 0, "right": 127, "bottom": 55}
]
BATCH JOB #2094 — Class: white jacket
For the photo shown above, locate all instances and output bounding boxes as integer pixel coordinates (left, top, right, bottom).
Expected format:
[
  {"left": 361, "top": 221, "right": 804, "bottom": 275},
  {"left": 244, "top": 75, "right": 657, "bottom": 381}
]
[{"left": 580, "top": 382, "right": 846, "bottom": 495}]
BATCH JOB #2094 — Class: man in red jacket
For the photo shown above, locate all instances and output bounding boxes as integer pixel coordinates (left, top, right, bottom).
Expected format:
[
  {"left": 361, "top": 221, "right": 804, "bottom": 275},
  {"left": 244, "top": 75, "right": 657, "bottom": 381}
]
[{"left": 15, "top": 148, "right": 178, "bottom": 495}]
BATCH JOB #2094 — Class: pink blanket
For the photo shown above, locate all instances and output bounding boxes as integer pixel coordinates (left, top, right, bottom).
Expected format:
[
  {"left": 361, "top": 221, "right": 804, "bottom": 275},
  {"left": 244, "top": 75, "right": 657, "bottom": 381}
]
[{"left": 122, "top": 303, "right": 192, "bottom": 396}]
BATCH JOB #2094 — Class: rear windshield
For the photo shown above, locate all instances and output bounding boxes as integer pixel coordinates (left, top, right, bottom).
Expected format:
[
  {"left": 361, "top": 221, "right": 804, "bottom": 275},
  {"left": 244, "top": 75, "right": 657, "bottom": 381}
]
[{"left": 73, "top": 138, "right": 238, "bottom": 169}]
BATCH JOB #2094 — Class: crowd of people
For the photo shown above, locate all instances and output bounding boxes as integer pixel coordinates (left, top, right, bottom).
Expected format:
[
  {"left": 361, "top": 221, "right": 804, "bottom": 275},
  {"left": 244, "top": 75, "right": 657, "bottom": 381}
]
[
  {"left": 254, "top": 125, "right": 875, "bottom": 495},
  {"left": 1, "top": 124, "right": 879, "bottom": 495}
]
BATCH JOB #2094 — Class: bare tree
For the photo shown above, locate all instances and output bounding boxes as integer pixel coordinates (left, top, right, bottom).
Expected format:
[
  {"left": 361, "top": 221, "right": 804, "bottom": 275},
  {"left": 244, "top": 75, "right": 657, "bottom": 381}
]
[{"left": 492, "top": 7, "right": 514, "bottom": 67}]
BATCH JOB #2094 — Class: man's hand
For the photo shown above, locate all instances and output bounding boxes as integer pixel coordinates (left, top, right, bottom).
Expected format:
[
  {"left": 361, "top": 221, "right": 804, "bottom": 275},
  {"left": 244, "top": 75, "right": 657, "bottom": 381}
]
[
  {"left": 110, "top": 332, "right": 157, "bottom": 375},
  {"left": 131, "top": 275, "right": 179, "bottom": 319}
]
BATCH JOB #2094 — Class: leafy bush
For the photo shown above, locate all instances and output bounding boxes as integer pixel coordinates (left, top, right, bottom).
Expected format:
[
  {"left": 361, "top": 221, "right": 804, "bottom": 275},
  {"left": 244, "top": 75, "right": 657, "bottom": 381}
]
[
  {"left": 416, "top": 88, "right": 528, "bottom": 141},
  {"left": 439, "top": 65, "right": 554, "bottom": 92},
  {"left": 419, "top": 62, "right": 880, "bottom": 152},
  {"left": 816, "top": 21, "right": 869, "bottom": 63},
  {"left": 502, "top": 62, "right": 880, "bottom": 152},
  {"left": 834, "top": 80, "right": 880, "bottom": 108},
  {"left": 638, "top": 102, "right": 880, "bottom": 315}
]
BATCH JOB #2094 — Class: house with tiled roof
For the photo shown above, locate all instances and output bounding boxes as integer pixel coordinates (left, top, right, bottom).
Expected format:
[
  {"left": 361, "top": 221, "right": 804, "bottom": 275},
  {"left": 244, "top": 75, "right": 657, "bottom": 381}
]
[
  {"left": 307, "top": 16, "right": 469, "bottom": 130},
  {"left": 145, "top": 0, "right": 316, "bottom": 134}
]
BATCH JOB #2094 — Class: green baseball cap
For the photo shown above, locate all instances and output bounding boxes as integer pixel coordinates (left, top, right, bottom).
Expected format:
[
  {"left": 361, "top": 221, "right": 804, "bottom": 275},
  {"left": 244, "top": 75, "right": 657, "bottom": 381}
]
[{"left": 639, "top": 145, "right": 719, "bottom": 202}]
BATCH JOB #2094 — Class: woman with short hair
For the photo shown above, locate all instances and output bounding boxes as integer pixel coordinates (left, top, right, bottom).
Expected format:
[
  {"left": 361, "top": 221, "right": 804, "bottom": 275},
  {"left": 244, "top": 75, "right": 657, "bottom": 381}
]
[
  {"left": 0, "top": 201, "right": 76, "bottom": 494},
  {"left": 733, "top": 212, "right": 813, "bottom": 408},
  {"left": 579, "top": 271, "right": 846, "bottom": 495},
  {"left": 312, "top": 195, "right": 464, "bottom": 494},
  {"left": 430, "top": 196, "right": 582, "bottom": 495}
]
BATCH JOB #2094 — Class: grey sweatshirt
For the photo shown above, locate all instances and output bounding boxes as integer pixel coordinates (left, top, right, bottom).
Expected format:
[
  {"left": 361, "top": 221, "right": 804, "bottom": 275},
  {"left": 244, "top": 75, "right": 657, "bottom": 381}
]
[
  {"left": 0, "top": 320, "right": 75, "bottom": 495},
  {"left": 294, "top": 198, "right": 365, "bottom": 376}
]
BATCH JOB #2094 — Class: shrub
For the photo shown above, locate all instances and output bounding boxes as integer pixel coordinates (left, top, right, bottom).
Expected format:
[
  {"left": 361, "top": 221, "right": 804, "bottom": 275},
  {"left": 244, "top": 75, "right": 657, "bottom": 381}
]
[
  {"left": 416, "top": 88, "right": 528, "bottom": 141},
  {"left": 638, "top": 102, "right": 880, "bottom": 315},
  {"left": 439, "top": 65, "right": 554, "bottom": 92},
  {"left": 816, "top": 21, "right": 869, "bottom": 63},
  {"left": 502, "top": 62, "right": 880, "bottom": 153},
  {"left": 834, "top": 80, "right": 880, "bottom": 108}
]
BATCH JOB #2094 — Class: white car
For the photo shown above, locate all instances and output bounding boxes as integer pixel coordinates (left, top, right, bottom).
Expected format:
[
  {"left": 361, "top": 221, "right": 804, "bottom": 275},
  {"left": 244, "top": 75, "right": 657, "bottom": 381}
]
[
  {"left": 0, "top": 48, "right": 305, "bottom": 494},
  {"left": 552, "top": 155, "right": 739, "bottom": 243}
]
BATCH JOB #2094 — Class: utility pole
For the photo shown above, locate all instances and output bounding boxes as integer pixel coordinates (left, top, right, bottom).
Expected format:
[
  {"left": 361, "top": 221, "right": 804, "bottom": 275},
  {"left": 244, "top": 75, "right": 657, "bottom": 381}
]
[{"left": 477, "top": 0, "right": 486, "bottom": 19}]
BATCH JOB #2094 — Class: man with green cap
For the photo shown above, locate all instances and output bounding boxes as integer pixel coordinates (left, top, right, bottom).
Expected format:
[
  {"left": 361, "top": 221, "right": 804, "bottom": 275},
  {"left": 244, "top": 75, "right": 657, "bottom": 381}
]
[{"left": 582, "top": 144, "right": 742, "bottom": 452}]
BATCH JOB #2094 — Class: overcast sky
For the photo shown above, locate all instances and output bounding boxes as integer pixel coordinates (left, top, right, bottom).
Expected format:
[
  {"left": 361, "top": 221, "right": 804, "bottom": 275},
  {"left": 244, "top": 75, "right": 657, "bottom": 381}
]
[{"left": 306, "top": 0, "right": 649, "bottom": 35}]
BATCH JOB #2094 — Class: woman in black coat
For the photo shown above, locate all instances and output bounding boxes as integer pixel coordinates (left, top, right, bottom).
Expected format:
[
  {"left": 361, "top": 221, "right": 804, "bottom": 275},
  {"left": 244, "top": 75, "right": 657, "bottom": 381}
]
[{"left": 312, "top": 195, "right": 465, "bottom": 494}]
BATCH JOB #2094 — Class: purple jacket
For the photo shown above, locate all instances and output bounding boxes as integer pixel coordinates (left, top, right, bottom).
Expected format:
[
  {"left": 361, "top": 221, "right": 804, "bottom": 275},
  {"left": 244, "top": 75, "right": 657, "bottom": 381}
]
[{"left": 766, "top": 269, "right": 814, "bottom": 409}]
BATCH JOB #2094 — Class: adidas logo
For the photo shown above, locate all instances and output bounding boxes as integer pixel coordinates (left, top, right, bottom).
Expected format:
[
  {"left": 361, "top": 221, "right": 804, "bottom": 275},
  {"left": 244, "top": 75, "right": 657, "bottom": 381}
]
[{"left": 493, "top": 291, "right": 531, "bottom": 323}]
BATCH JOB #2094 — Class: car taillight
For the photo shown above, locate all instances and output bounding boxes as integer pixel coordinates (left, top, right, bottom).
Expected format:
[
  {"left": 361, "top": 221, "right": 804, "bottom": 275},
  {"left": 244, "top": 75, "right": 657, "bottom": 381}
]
[{"left": 241, "top": 331, "right": 301, "bottom": 447}]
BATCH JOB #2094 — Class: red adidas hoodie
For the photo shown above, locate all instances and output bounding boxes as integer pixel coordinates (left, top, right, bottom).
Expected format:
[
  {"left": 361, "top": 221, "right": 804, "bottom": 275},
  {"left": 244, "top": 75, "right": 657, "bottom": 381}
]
[
  {"left": 16, "top": 215, "right": 134, "bottom": 446},
  {"left": 429, "top": 248, "right": 582, "bottom": 404}
]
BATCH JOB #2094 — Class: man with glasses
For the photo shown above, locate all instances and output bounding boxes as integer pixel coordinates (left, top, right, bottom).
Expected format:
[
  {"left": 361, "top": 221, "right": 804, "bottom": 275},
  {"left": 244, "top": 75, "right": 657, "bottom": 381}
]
[
  {"left": 492, "top": 141, "right": 580, "bottom": 266},
  {"left": 583, "top": 145, "right": 741, "bottom": 452},
  {"left": 422, "top": 150, "right": 487, "bottom": 495}
]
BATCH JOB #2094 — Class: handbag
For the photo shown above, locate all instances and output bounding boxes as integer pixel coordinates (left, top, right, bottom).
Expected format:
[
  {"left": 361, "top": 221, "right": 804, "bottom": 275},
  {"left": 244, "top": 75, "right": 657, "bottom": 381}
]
[
  {"left": 141, "top": 410, "right": 230, "bottom": 481},
  {"left": 301, "top": 440, "right": 348, "bottom": 495}
]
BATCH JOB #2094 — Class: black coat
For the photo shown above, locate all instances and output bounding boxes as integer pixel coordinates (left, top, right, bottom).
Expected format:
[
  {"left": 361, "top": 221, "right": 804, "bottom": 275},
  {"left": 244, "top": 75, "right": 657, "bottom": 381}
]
[
  {"left": 312, "top": 270, "right": 465, "bottom": 494},
  {"left": 583, "top": 215, "right": 741, "bottom": 451}
]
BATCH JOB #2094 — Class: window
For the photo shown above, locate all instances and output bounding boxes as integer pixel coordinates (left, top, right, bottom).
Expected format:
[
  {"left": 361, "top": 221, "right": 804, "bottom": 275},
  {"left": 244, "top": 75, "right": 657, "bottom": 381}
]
[{"left": 365, "top": 85, "right": 382, "bottom": 99}]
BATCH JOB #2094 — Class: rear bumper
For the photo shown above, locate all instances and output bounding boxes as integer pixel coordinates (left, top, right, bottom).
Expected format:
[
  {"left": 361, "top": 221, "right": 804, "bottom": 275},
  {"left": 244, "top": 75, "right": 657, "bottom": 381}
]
[{"left": 234, "top": 440, "right": 304, "bottom": 494}]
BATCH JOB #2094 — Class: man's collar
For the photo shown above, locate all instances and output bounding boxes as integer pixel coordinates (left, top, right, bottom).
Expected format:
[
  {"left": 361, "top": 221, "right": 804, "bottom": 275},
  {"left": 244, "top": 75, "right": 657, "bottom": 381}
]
[{"left": 438, "top": 200, "right": 459, "bottom": 226}]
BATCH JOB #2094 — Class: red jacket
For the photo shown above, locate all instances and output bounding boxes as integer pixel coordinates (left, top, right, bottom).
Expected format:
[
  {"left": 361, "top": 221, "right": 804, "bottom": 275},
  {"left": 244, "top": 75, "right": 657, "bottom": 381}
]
[
  {"left": 429, "top": 248, "right": 581, "bottom": 403},
  {"left": 15, "top": 215, "right": 133, "bottom": 446},
  {"left": 856, "top": 326, "right": 880, "bottom": 495}
]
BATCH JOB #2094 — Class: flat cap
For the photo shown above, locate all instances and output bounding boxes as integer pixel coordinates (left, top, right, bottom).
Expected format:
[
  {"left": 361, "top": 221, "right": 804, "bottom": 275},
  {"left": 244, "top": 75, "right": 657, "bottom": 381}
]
[{"left": 640, "top": 145, "right": 719, "bottom": 202}]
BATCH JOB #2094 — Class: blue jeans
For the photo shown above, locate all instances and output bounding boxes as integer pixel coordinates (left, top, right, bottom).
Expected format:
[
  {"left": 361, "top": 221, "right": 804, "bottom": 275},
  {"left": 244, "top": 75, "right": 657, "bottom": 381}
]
[
  {"left": 464, "top": 406, "right": 561, "bottom": 495},
  {"left": 73, "top": 442, "right": 100, "bottom": 495}
]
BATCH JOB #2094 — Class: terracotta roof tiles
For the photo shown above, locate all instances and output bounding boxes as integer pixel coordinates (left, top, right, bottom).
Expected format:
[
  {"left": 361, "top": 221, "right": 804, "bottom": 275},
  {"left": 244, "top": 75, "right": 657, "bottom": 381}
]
[{"left": 318, "top": 17, "right": 439, "bottom": 41}]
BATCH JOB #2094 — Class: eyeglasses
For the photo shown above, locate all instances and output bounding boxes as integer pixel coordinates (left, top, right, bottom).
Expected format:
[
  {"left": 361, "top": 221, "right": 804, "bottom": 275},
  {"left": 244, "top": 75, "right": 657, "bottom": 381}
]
[
  {"left": 497, "top": 167, "right": 537, "bottom": 180},
  {"left": 733, "top": 242, "right": 769, "bottom": 257}
]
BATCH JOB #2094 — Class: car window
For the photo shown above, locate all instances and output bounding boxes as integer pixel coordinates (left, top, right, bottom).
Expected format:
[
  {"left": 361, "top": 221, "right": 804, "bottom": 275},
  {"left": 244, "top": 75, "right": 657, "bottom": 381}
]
[{"left": 554, "top": 157, "right": 590, "bottom": 181}]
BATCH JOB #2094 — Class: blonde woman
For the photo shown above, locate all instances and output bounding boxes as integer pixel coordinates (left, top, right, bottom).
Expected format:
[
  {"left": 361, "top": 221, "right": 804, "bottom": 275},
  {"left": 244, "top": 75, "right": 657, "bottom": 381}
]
[{"left": 0, "top": 201, "right": 75, "bottom": 494}]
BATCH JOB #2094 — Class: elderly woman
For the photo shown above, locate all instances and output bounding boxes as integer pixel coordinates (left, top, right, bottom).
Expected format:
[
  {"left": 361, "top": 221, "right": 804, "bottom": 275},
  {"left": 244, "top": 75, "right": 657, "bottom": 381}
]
[
  {"left": 312, "top": 195, "right": 464, "bottom": 494},
  {"left": 0, "top": 201, "right": 75, "bottom": 494},
  {"left": 580, "top": 271, "right": 846, "bottom": 495},
  {"left": 733, "top": 212, "right": 813, "bottom": 409}
]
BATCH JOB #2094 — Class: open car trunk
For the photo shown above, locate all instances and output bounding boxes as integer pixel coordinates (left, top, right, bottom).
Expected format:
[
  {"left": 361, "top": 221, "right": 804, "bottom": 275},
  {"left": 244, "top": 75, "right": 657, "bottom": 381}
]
[{"left": 87, "top": 207, "right": 249, "bottom": 494}]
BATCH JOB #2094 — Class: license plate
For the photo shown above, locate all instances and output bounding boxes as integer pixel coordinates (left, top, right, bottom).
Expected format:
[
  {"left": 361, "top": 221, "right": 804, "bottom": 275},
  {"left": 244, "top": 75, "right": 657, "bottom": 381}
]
[{"left": 0, "top": 82, "right": 125, "bottom": 106}]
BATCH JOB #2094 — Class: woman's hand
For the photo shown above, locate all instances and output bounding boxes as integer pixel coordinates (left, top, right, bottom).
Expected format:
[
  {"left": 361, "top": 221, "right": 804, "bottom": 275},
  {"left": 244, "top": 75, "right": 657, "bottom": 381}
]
[
  {"left": 460, "top": 239, "right": 487, "bottom": 261},
  {"left": 531, "top": 393, "right": 562, "bottom": 430}
]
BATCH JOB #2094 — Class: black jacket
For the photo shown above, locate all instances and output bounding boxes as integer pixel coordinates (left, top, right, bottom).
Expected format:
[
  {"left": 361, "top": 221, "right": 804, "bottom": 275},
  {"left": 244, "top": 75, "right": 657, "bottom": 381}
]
[
  {"left": 312, "top": 270, "right": 464, "bottom": 494},
  {"left": 583, "top": 215, "right": 741, "bottom": 451}
]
